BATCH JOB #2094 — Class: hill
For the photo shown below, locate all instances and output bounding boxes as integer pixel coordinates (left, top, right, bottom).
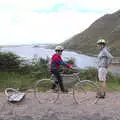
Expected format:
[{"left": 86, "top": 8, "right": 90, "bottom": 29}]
[{"left": 61, "top": 10, "right": 120, "bottom": 56}]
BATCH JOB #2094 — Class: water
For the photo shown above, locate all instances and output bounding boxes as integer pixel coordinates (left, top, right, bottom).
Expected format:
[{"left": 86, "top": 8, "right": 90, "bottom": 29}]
[{"left": 1, "top": 45, "right": 97, "bottom": 69}]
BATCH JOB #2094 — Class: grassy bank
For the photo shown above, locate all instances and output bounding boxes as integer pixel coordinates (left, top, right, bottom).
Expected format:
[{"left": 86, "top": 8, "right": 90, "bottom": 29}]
[
  {"left": 79, "top": 67, "right": 120, "bottom": 91},
  {"left": 0, "top": 68, "right": 120, "bottom": 92},
  {"left": 0, "top": 52, "right": 51, "bottom": 91},
  {"left": 0, "top": 51, "right": 120, "bottom": 92},
  {"left": 0, "top": 72, "right": 36, "bottom": 91}
]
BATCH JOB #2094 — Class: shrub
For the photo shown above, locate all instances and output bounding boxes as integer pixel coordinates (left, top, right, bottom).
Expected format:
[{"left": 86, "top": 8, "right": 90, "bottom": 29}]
[
  {"left": 30, "top": 56, "right": 50, "bottom": 79},
  {"left": 0, "top": 52, "right": 22, "bottom": 72},
  {"left": 79, "top": 67, "right": 98, "bottom": 82}
]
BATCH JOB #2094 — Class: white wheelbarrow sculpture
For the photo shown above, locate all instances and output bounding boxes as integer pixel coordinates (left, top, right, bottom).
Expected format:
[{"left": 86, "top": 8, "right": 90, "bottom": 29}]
[{"left": 5, "top": 88, "right": 25, "bottom": 102}]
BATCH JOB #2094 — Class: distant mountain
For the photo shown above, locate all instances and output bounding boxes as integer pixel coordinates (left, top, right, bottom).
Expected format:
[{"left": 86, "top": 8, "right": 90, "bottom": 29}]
[{"left": 62, "top": 10, "right": 120, "bottom": 56}]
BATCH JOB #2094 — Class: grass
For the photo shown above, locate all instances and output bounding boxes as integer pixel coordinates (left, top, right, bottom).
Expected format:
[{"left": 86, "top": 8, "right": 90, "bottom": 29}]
[
  {"left": 0, "top": 72, "right": 37, "bottom": 92},
  {"left": 0, "top": 53, "right": 120, "bottom": 92},
  {"left": 0, "top": 70, "right": 120, "bottom": 92},
  {"left": 78, "top": 67, "right": 120, "bottom": 91},
  {"left": 107, "top": 75, "right": 120, "bottom": 91},
  {"left": 34, "top": 80, "right": 52, "bottom": 92}
]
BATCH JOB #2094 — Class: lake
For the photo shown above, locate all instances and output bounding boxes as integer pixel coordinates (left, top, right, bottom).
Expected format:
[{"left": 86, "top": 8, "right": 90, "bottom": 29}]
[{"left": 1, "top": 45, "right": 97, "bottom": 69}]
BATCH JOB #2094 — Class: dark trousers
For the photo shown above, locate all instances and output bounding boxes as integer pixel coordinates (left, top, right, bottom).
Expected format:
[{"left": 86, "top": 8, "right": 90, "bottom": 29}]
[{"left": 51, "top": 71, "right": 65, "bottom": 91}]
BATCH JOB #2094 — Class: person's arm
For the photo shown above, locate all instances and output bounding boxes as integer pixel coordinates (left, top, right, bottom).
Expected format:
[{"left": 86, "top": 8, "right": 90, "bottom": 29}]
[
  {"left": 54, "top": 56, "right": 72, "bottom": 68},
  {"left": 104, "top": 49, "right": 113, "bottom": 64}
]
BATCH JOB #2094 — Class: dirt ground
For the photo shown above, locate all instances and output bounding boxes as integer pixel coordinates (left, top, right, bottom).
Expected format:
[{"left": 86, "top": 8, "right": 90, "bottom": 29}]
[{"left": 0, "top": 91, "right": 120, "bottom": 120}]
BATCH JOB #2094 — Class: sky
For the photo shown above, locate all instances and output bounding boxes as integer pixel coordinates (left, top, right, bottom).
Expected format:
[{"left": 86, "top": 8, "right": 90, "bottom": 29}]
[{"left": 0, "top": 0, "right": 120, "bottom": 45}]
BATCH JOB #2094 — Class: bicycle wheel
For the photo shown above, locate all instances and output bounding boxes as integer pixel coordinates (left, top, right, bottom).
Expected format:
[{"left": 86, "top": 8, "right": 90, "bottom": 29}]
[
  {"left": 34, "top": 79, "right": 60, "bottom": 104},
  {"left": 73, "top": 80, "right": 100, "bottom": 104}
]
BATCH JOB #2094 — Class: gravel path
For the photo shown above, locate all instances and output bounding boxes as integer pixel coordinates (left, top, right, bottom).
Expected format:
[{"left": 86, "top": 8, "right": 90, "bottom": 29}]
[{"left": 0, "top": 91, "right": 120, "bottom": 120}]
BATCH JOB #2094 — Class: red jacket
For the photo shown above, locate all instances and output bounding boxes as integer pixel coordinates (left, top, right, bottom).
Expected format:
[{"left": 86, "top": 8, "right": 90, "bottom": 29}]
[{"left": 50, "top": 54, "right": 71, "bottom": 72}]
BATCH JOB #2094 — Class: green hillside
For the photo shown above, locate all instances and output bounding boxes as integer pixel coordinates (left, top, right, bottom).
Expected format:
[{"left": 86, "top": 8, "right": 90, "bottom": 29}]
[{"left": 62, "top": 10, "right": 120, "bottom": 56}]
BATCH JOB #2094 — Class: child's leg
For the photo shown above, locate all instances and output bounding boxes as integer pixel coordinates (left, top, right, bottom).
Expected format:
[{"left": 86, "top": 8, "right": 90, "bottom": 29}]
[{"left": 52, "top": 72, "right": 65, "bottom": 91}]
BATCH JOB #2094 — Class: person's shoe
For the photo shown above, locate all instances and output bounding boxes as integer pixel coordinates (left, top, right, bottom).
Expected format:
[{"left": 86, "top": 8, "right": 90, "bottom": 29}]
[
  {"left": 96, "top": 92, "right": 106, "bottom": 99},
  {"left": 62, "top": 89, "right": 69, "bottom": 93},
  {"left": 51, "top": 83, "right": 56, "bottom": 90}
]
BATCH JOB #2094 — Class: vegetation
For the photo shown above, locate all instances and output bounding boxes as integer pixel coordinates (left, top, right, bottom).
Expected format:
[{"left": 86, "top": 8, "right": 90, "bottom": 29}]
[
  {"left": 0, "top": 52, "right": 50, "bottom": 91},
  {"left": 0, "top": 52, "right": 22, "bottom": 72},
  {"left": 0, "top": 51, "right": 120, "bottom": 91},
  {"left": 62, "top": 10, "right": 120, "bottom": 56},
  {"left": 79, "top": 67, "right": 120, "bottom": 91}
]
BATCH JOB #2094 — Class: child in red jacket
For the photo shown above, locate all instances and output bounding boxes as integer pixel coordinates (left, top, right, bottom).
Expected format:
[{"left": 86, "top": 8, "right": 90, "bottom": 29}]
[{"left": 50, "top": 46, "right": 72, "bottom": 92}]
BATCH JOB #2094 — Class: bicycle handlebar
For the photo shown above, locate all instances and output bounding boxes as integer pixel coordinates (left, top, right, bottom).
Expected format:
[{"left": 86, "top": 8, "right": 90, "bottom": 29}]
[{"left": 71, "top": 67, "right": 80, "bottom": 70}]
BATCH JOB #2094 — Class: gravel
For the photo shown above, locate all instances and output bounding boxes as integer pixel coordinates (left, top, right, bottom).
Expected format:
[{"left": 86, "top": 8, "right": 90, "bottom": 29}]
[{"left": 0, "top": 91, "right": 120, "bottom": 120}]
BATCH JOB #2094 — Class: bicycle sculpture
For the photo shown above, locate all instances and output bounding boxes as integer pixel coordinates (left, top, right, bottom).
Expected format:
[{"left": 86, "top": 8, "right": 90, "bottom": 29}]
[
  {"left": 34, "top": 70, "right": 100, "bottom": 104},
  {"left": 4, "top": 68, "right": 100, "bottom": 104}
]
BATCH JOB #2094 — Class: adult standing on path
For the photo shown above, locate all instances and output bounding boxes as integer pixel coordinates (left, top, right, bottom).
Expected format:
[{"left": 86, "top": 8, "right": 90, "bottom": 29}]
[{"left": 96, "top": 39, "right": 113, "bottom": 99}]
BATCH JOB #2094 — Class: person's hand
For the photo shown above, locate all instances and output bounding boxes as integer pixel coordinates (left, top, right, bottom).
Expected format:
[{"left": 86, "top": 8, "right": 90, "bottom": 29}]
[
  {"left": 69, "top": 64, "right": 73, "bottom": 69},
  {"left": 66, "top": 64, "right": 73, "bottom": 69}
]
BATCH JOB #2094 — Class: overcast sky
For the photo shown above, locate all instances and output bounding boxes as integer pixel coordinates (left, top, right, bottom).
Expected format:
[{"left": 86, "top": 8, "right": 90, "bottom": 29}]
[{"left": 0, "top": 0, "right": 119, "bottom": 45}]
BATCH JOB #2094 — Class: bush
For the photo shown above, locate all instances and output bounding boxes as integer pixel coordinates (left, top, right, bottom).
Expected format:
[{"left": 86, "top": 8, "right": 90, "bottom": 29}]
[
  {"left": 79, "top": 67, "right": 98, "bottom": 81},
  {"left": 0, "top": 51, "right": 120, "bottom": 91},
  {"left": 79, "top": 67, "right": 120, "bottom": 91},
  {"left": 18, "top": 59, "right": 34, "bottom": 74},
  {"left": 30, "top": 56, "right": 50, "bottom": 79},
  {"left": 0, "top": 52, "right": 22, "bottom": 72}
]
